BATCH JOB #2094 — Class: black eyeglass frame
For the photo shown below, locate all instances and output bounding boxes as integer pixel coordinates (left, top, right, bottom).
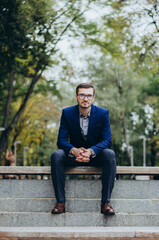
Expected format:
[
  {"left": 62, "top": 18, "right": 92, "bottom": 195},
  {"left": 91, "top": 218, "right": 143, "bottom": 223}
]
[{"left": 77, "top": 94, "right": 94, "bottom": 100}]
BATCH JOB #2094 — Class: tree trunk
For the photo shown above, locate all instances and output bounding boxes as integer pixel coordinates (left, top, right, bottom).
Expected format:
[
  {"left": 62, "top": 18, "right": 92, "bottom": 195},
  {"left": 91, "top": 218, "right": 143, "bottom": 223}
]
[
  {"left": 2, "top": 70, "right": 14, "bottom": 128},
  {"left": 0, "top": 130, "right": 10, "bottom": 161},
  {"left": 116, "top": 75, "right": 131, "bottom": 163},
  {"left": 0, "top": 71, "right": 14, "bottom": 160},
  {"left": 120, "top": 112, "right": 131, "bottom": 161},
  {"left": 0, "top": 72, "right": 42, "bottom": 160},
  {"left": 150, "top": 140, "right": 156, "bottom": 166},
  {"left": 150, "top": 123, "right": 157, "bottom": 166}
]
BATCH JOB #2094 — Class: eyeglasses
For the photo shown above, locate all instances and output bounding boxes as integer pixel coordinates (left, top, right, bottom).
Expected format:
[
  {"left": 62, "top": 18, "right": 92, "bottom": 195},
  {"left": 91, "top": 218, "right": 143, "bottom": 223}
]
[{"left": 77, "top": 94, "right": 94, "bottom": 100}]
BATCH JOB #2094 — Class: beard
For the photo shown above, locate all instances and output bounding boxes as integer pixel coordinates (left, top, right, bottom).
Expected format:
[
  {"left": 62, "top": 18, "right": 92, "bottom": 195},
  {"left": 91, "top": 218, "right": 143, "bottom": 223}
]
[{"left": 79, "top": 101, "right": 91, "bottom": 108}]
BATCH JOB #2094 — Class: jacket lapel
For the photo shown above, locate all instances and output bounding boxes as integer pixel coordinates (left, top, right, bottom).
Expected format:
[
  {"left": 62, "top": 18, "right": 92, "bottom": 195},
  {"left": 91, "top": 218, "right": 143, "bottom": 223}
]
[
  {"left": 87, "top": 104, "right": 96, "bottom": 137},
  {"left": 73, "top": 105, "right": 82, "bottom": 137}
]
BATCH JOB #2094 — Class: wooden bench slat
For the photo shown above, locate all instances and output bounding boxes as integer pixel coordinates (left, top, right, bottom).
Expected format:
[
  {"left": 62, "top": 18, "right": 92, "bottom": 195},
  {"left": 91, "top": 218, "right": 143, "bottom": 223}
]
[{"left": 0, "top": 166, "right": 159, "bottom": 175}]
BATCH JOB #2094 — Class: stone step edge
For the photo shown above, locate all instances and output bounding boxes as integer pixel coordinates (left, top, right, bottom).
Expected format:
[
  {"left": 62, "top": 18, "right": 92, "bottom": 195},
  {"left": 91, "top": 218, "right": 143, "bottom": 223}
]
[
  {"left": 0, "top": 227, "right": 159, "bottom": 239},
  {"left": 1, "top": 212, "right": 159, "bottom": 215},
  {"left": 1, "top": 197, "right": 158, "bottom": 200}
]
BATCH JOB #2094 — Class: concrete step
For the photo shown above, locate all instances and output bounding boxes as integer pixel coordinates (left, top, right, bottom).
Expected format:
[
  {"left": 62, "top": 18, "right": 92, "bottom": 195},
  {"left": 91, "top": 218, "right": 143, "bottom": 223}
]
[
  {"left": 0, "top": 180, "right": 159, "bottom": 199},
  {"left": 0, "top": 198, "right": 159, "bottom": 213},
  {"left": 0, "top": 212, "right": 159, "bottom": 227},
  {"left": 1, "top": 227, "right": 159, "bottom": 239}
]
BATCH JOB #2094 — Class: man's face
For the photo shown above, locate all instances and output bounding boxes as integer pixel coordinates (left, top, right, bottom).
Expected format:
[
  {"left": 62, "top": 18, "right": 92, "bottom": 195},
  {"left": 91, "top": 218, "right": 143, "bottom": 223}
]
[{"left": 75, "top": 88, "right": 94, "bottom": 109}]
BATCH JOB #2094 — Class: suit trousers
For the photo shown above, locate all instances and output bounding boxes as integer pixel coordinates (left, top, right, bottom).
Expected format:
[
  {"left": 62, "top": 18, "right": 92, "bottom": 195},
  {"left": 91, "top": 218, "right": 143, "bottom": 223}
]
[{"left": 51, "top": 149, "right": 116, "bottom": 203}]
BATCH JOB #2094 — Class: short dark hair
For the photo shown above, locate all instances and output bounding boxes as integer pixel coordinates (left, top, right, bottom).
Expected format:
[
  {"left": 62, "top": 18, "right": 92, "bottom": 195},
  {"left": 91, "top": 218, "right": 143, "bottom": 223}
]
[{"left": 76, "top": 83, "right": 95, "bottom": 95}]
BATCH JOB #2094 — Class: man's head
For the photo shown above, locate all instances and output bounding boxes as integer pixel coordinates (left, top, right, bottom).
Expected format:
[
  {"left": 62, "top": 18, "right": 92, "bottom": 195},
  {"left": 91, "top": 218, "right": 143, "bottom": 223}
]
[
  {"left": 76, "top": 83, "right": 95, "bottom": 96},
  {"left": 75, "top": 83, "right": 95, "bottom": 109}
]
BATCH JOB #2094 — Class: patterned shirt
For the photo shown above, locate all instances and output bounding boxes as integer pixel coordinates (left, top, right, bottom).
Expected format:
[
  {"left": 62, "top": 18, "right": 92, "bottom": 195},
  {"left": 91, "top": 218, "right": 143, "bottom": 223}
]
[
  {"left": 79, "top": 111, "right": 90, "bottom": 140},
  {"left": 69, "top": 109, "right": 95, "bottom": 157}
]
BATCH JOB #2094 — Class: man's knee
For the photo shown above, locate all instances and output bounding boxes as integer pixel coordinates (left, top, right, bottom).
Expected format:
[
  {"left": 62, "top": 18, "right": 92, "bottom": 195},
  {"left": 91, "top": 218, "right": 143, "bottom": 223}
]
[
  {"left": 101, "top": 149, "right": 115, "bottom": 157},
  {"left": 100, "top": 149, "right": 116, "bottom": 164},
  {"left": 51, "top": 149, "right": 65, "bottom": 164}
]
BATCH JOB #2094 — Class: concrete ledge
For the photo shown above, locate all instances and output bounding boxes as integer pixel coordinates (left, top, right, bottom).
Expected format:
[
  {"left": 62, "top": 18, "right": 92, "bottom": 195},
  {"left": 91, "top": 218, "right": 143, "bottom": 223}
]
[
  {"left": 1, "top": 180, "right": 159, "bottom": 199},
  {"left": 0, "top": 198, "right": 159, "bottom": 213},
  {"left": 1, "top": 166, "right": 159, "bottom": 175},
  {"left": 0, "top": 227, "right": 159, "bottom": 239},
  {"left": 1, "top": 212, "right": 159, "bottom": 227}
]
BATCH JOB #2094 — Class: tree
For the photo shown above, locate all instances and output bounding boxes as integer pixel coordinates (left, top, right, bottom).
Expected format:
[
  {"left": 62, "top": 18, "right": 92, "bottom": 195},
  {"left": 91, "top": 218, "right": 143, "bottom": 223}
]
[
  {"left": 10, "top": 95, "right": 60, "bottom": 166},
  {"left": 81, "top": 56, "right": 146, "bottom": 165},
  {"left": 143, "top": 74, "right": 159, "bottom": 166},
  {"left": 0, "top": 0, "right": 95, "bottom": 160},
  {"left": 74, "top": 0, "right": 159, "bottom": 166}
]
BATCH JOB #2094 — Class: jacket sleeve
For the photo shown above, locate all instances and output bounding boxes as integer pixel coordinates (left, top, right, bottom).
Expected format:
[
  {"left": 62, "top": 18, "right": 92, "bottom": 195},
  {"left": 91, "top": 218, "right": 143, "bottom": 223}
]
[
  {"left": 91, "top": 110, "right": 111, "bottom": 156},
  {"left": 57, "top": 109, "right": 74, "bottom": 155}
]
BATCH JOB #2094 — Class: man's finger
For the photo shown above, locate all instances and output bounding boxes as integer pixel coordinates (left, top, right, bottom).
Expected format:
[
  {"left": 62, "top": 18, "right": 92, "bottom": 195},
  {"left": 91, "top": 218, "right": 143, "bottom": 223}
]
[
  {"left": 80, "top": 147, "right": 87, "bottom": 152},
  {"left": 81, "top": 153, "right": 90, "bottom": 158},
  {"left": 76, "top": 156, "right": 90, "bottom": 162},
  {"left": 81, "top": 157, "right": 90, "bottom": 162},
  {"left": 79, "top": 149, "right": 84, "bottom": 154},
  {"left": 75, "top": 156, "right": 83, "bottom": 162},
  {"left": 76, "top": 159, "right": 83, "bottom": 162}
]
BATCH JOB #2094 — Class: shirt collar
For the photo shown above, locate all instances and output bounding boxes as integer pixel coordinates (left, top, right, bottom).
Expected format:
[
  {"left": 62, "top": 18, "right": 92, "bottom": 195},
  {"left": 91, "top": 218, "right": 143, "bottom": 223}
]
[{"left": 79, "top": 109, "right": 91, "bottom": 118}]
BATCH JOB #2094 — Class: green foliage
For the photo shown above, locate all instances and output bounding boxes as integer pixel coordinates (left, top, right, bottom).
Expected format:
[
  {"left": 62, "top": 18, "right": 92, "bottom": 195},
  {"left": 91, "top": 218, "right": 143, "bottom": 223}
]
[
  {"left": 0, "top": 0, "right": 158, "bottom": 167},
  {"left": 145, "top": 75, "right": 159, "bottom": 96},
  {"left": 81, "top": 56, "right": 146, "bottom": 165},
  {"left": 0, "top": 0, "right": 97, "bottom": 162},
  {"left": 74, "top": 0, "right": 159, "bottom": 166},
  {"left": 9, "top": 95, "right": 60, "bottom": 166}
]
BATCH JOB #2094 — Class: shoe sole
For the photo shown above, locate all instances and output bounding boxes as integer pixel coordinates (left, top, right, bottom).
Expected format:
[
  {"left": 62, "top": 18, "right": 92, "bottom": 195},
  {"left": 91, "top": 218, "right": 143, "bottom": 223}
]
[
  {"left": 51, "top": 211, "right": 66, "bottom": 214},
  {"left": 101, "top": 210, "right": 115, "bottom": 216},
  {"left": 51, "top": 209, "right": 66, "bottom": 214}
]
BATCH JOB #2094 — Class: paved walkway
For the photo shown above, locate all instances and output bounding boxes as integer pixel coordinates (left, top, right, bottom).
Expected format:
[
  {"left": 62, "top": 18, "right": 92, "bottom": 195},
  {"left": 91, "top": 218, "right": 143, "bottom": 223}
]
[{"left": 0, "top": 227, "right": 159, "bottom": 239}]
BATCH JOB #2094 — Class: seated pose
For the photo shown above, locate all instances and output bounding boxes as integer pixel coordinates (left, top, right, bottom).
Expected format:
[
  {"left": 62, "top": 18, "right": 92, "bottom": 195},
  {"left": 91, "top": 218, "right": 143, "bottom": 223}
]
[{"left": 51, "top": 83, "right": 116, "bottom": 215}]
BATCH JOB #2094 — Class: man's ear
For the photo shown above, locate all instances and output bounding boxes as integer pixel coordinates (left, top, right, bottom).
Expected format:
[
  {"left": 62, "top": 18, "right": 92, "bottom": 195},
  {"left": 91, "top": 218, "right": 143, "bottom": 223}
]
[{"left": 75, "top": 94, "right": 77, "bottom": 101}]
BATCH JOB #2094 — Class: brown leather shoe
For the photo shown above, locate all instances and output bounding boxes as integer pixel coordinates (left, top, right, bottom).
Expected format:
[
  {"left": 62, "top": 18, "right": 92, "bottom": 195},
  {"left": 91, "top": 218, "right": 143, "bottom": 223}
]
[
  {"left": 101, "top": 202, "right": 115, "bottom": 215},
  {"left": 51, "top": 202, "right": 65, "bottom": 214}
]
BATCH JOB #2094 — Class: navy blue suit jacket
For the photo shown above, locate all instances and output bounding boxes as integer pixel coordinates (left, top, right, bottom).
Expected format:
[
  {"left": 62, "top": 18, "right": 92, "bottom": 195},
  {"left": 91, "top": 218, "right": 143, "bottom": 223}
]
[{"left": 57, "top": 104, "right": 111, "bottom": 156}]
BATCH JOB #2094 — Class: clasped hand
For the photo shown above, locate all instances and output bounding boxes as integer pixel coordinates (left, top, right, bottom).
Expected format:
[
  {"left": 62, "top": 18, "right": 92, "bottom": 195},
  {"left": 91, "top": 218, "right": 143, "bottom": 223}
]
[{"left": 71, "top": 147, "right": 91, "bottom": 162}]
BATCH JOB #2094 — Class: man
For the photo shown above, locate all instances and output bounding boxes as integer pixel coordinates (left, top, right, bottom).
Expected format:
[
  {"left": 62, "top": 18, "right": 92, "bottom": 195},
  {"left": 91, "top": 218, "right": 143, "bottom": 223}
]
[{"left": 51, "top": 83, "right": 116, "bottom": 215}]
